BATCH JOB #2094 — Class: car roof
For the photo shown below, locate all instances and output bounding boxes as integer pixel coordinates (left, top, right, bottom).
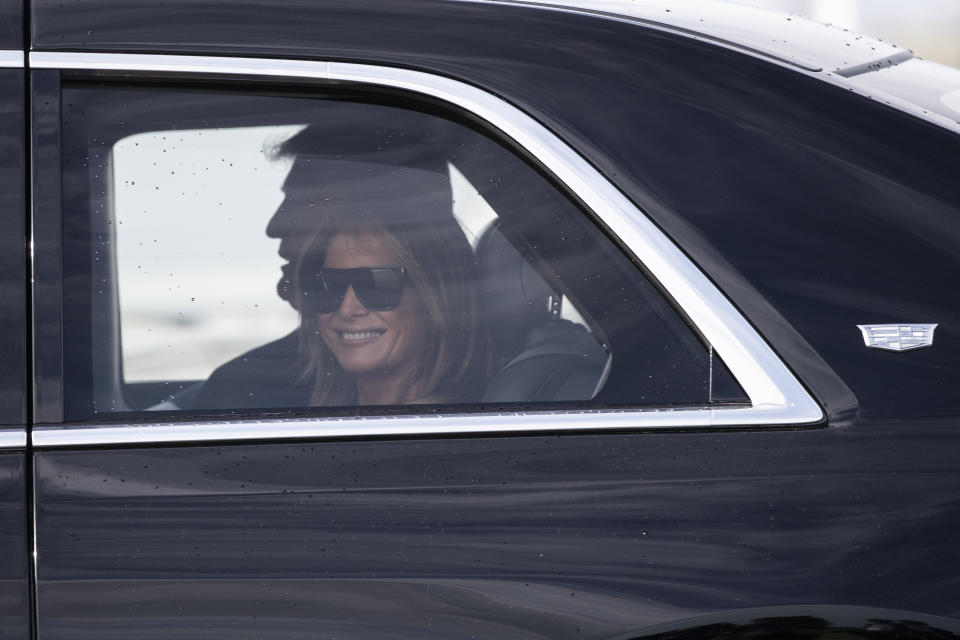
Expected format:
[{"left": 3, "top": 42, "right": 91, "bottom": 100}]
[
  {"left": 474, "top": 0, "right": 911, "bottom": 76},
  {"left": 28, "top": 0, "right": 958, "bottom": 133}
]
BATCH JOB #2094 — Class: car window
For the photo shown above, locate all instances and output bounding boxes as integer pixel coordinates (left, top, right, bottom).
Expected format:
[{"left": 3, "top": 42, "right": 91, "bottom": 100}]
[{"left": 60, "top": 84, "right": 746, "bottom": 419}]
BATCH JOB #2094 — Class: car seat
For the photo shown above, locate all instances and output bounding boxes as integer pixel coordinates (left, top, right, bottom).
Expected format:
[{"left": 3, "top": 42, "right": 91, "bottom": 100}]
[{"left": 475, "top": 220, "right": 609, "bottom": 402}]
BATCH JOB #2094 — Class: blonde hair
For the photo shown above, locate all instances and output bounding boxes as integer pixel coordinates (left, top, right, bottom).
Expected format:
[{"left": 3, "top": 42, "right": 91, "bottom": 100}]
[
  {"left": 295, "top": 222, "right": 493, "bottom": 406},
  {"left": 275, "top": 115, "right": 493, "bottom": 406}
]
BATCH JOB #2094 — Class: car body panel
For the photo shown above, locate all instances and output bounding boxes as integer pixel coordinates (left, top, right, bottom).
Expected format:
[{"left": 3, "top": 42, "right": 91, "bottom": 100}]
[
  {"left": 20, "top": 0, "right": 960, "bottom": 638},
  {"left": 0, "top": 69, "right": 26, "bottom": 427},
  {"left": 33, "top": 427, "right": 960, "bottom": 638},
  {"left": 0, "top": 0, "right": 21, "bottom": 50},
  {"left": 0, "top": 453, "right": 28, "bottom": 640},
  {"left": 848, "top": 56, "right": 960, "bottom": 123},
  {"left": 0, "top": 65, "right": 28, "bottom": 640},
  {"left": 29, "top": 0, "right": 911, "bottom": 76},
  {"left": 29, "top": 69, "right": 61, "bottom": 426},
  {"left": 471, "top": 0, "right": 909, "bottom": 74}
]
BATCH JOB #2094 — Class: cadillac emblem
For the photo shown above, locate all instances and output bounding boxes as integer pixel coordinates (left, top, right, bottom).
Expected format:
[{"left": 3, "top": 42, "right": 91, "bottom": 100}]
[{"left": 857, "top": 324, "right": 938, "bottom": 352}]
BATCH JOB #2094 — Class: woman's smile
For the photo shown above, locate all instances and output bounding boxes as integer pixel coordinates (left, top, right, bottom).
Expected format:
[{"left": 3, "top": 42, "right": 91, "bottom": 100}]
[{"left": 336, "top": 327, "right": 387, "bottom": 345}]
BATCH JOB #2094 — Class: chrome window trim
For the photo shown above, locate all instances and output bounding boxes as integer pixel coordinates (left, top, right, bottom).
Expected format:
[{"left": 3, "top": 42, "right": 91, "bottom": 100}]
[
  {"left": 28, "top": 51, "right": 823, "bottom": 448},
  {"left": 36, "top": 403, "right": 807, "bottom": 447},
  {"left": 0, "top": 428, "right": 27, "bottom": 449},
  {"left": 0, "top": 50, "right": 23, "bottom": 68}
]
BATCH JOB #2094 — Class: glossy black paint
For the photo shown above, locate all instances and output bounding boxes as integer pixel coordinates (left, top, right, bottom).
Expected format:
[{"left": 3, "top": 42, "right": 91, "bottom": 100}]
[
  {"left": 623, "top": 606, "right": 960, "bottom": 640},
  {"left": 0, "top": 63, "right": 29, "bottom": 640},
  {"left": 31, "top": 70, "right": 62, "bottom": 425},
  {"left": 0, "top": 71, "right": 25, "bottom": 426},
  {"left": 0, "top": 454, "right": 28, "bottom": 640},
  {"left": 26, "top": 1, "right": 960, "bottom": 638},
  {"left": 35, "top": 426, "right": 960, "bottom": 638},
  {"left": 0, "top": 0, "right": 21, "bottom": 49}
]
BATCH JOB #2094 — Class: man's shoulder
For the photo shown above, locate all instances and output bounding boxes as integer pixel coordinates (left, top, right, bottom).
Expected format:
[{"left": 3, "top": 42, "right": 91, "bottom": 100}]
[
  {"left": 219, "top": 331, "right": 300, "bottom": 370},
  {"left": 192, "top": 331, "right": 308, "bottom": 409}
]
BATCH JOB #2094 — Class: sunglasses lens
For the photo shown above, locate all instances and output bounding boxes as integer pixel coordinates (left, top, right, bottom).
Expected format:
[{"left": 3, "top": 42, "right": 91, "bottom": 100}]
[
  {"left": 298, "top": 262, "right": 343, "bottom": 313},
  {"left": 301, "top": 266, "right": 405, "bottom": 313},
  {"left": 353, "top": 267, "right": 405, "bottom": 311}
]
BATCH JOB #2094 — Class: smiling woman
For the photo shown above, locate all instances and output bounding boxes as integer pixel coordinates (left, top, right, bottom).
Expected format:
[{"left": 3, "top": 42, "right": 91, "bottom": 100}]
[
  {"left": 196, "top": 120, "right": 495, "bottom": 408},
  {"left": 302, "top": 226, "right": 483, "bottom": 406}
]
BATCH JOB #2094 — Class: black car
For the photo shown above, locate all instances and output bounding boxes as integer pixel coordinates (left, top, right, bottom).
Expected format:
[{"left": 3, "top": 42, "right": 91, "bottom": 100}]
[{"left": 1, "top": 0, "right": 959, "bottom": 638}]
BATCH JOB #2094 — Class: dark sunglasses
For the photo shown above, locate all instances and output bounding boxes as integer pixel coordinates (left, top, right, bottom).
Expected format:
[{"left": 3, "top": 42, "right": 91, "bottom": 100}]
[{"left": 300, "top": 265, "right": 407, "bottom": 313}]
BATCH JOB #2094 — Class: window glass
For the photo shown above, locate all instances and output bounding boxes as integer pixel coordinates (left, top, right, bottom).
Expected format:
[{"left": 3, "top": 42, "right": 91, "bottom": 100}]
[
  {"left": 113, "top": 125, "right": 301, "bottom": 383},
  {"left": 60, "top": 85, "right": 746, "bottom": 420}
]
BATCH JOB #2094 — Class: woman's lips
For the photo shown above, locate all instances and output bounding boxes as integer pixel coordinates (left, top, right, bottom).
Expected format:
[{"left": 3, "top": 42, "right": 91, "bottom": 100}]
[{"left": 338, "top": 329, "right": 387, "bottom": 345}]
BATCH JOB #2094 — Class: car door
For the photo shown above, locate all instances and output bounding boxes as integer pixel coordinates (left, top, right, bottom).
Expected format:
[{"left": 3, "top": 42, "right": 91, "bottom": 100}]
[
  {"left": 0, "top": 2, "right": 28, "bottom": 637},
  {"left": 22, "top": 52, "right": 835, "bottom": 639},
  {"left": 23, "top": 0, "right": 960, "bottom": 636}
]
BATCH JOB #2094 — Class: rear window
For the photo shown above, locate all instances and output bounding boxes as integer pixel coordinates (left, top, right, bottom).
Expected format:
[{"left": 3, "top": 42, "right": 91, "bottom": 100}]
[{"left": 59, "top": 84, "right": 747, "bottom": 420}]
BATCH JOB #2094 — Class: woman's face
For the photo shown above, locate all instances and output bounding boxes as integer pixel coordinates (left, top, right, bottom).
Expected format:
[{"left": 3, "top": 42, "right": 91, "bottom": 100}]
[{"left": 317, "top": 230, "right": 427, "bottom": 383}]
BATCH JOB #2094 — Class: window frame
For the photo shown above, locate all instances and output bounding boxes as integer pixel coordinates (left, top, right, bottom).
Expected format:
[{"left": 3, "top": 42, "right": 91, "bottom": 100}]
[
  {"left": 29, "top": 52, "right": 823, "bottom": 448},
  {"left": 0, "top": 52, "right": 26, "bottom": 451}
]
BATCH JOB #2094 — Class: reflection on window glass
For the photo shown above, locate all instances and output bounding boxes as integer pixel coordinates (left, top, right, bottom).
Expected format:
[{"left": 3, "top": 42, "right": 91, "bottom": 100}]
[
  {"left": 197, "top": 118, "right": 503, "bottom": 409},
  {"left": 61, "top": 87, "right": 746, "bottom": 419},
  {"left": 113, "top": 126, "right": 301, "bottom": 382}
]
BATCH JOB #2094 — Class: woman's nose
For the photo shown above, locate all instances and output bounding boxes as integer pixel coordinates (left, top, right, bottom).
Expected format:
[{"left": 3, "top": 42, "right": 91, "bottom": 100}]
[{"left": 338, "top": 285, "right": 369, "bottom": 317}]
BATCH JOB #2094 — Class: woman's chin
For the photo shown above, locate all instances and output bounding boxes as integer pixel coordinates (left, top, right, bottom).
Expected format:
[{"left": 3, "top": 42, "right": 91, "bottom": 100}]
[{"left": 334, "top": 347, "right": 396, "bottom": 377}]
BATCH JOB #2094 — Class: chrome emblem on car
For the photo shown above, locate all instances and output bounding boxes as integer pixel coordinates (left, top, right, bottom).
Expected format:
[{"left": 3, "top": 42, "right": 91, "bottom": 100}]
[{"left": 857, "top": 324, "right": 938, "bottom": 352}]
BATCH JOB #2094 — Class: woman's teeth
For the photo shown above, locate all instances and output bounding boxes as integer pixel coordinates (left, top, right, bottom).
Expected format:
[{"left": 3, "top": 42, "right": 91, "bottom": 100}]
[{"left": 341, "top": 329, "right": 386, "bottom": 341}]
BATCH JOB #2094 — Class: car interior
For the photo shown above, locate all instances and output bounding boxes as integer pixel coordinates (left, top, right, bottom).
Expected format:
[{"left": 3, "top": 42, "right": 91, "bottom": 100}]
[{"left": 57, "top": 80, "right": 744, "bottom": 420}]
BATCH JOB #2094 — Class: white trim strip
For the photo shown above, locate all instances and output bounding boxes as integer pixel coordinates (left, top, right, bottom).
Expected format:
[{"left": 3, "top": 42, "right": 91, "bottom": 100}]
[
  {"left": 34, "top": 404, "right": 811, "bottom": 447},
  {"left": 0, "top": 429, "right": 27, "bottom": 449},
  {"left": 27, "top": 51, "right": 822, "bottom": 447},
  {"left": 31, "top": 52, "right": 329, "bottom": 78},
  {"left": 0, "top": 50, "right": 23, "bottom": 68}
]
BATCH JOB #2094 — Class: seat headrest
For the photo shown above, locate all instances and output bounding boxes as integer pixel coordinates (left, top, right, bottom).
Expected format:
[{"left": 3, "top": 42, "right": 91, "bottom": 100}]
[{"left": 475, "top": 220, "right": 557, "bottom": 361}]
